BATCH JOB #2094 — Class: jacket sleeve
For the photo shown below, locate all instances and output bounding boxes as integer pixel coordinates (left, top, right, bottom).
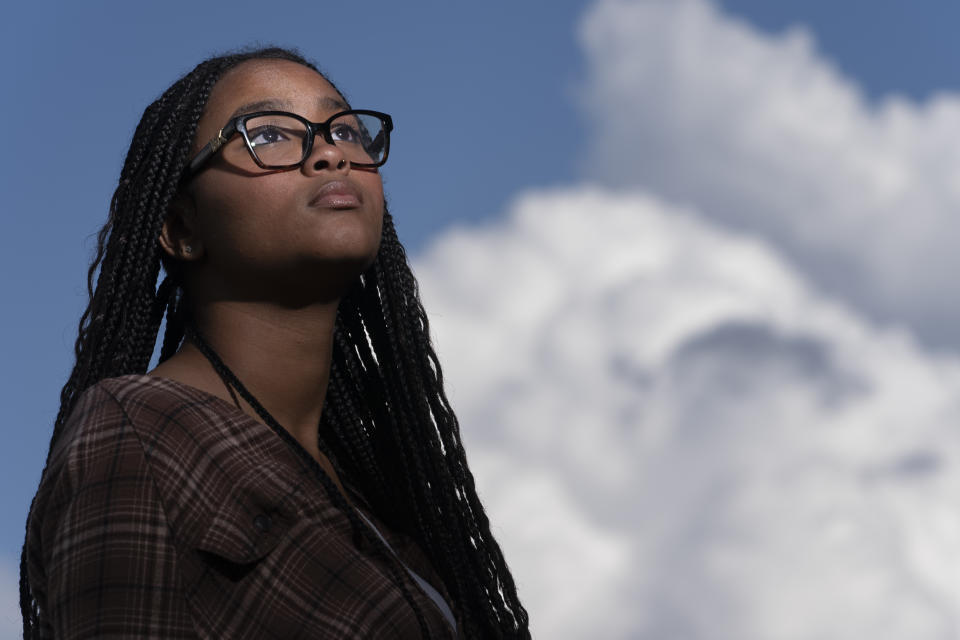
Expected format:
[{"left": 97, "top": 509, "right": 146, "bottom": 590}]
[{"left": 31, "top": 384, "right": 197, "bottom": 639}]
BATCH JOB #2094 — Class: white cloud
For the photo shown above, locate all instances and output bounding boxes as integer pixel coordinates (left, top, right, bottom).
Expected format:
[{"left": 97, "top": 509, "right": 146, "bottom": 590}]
[
  {"left": 0, "top": 556, "right": 22, "bottom": 639},
  {"left": 578, "top": 0, "right": 960, "bottom": 348},
  {"left": 410, "top": 1, "right": 960, "bottom": 635},
  {"left": 470, "top": 450, "right": 635, "bottom": 639},
  {"left": 414, "top": 188, "right": 960, "bottom": 639}
]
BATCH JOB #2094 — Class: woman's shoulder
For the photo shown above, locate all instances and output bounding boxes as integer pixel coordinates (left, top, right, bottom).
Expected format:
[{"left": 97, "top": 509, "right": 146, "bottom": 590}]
[
  {"left": 43, "top": 376, "right": 205, "bottom": 481},
  {"left": 38, "top": 374, "right": 302, "bottom": 550},
  {"left": 65, "top": 374, "right": 293, "bottom": 473},
  {"left": 96, "top": 373, "right": 239, "bottom": 425},
  {"left": 28, "top": 377, "right": 200, "bottom": 558},
  {"left": 49, "top": 375, "right": 237, "bottom": 461}
]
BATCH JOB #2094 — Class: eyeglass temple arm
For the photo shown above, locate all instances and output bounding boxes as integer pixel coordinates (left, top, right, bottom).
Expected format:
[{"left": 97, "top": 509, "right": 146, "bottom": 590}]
[{"left": 186, "top": 120, "right": 239, "bottom": 175}]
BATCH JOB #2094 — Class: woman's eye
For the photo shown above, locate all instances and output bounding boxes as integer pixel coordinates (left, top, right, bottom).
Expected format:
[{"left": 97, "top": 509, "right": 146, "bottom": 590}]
[
  {"left": 248, "top": 126, "right": 289, "bottom": 147},
  {"left": 331, "top": 123, "right": 361, "bottom": 143}
]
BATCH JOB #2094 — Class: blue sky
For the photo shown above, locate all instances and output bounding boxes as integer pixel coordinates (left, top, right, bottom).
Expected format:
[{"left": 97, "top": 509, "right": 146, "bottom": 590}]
[
  {"left": 5, "top": 1, "right": 960, "bottom": 636},
  {"left": 719, "top": 0, "right": 960, "bottom": 102}
]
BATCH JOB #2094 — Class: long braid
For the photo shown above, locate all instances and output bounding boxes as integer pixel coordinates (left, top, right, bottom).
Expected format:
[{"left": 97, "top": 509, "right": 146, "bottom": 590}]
[
  {"left": 158, "top": 276, "right": 187, "bottom": 363},
  {"left": 311, "top": 210, "right": 529, "bottom": 638},
  {"left": 381, "top": 216, "right": 488, "bottom": 630},
  {"left": 23, "top": 45, "right": 529, "bottom": 639},
  {"left": 336, "top": 286, "right": 411, "bottom": 524},
  {"left": 363, "top": 257, "right": 439, "bottom": 547},
  {"left": 331, "top": 329, "right": 388, "bottom": 489},
  {"left": 323, "top": 334, "right": 389, "bottom": 497},
  {"left": 48, "top": 70, "right": 218, "bottom": 446}
]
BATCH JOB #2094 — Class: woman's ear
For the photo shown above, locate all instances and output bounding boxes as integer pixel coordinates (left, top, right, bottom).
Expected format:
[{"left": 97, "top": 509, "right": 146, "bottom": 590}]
[{"left": 159, "top": 190, "right": 204, "bottom": 261}]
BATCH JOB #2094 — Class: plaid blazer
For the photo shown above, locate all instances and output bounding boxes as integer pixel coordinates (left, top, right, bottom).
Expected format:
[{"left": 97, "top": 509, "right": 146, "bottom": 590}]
[{"left": 26, "top": 375, "right": 459, "bottom": 639}]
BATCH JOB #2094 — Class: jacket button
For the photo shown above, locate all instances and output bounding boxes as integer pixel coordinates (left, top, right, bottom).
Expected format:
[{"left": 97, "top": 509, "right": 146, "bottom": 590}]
[{"left": 253, "top": 514, "right": 272, "bottom": 533}]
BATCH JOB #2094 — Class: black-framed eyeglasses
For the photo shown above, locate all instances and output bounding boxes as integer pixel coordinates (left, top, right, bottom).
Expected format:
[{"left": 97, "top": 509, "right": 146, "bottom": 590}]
[{"left": 185, "top": 109, "right": 393, "bottom": 178}]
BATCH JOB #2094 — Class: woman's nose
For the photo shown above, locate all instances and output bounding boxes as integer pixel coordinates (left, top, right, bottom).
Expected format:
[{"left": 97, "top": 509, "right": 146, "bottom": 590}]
[{"left": 304, "top": 136, "right": 349, "bottom": 174}]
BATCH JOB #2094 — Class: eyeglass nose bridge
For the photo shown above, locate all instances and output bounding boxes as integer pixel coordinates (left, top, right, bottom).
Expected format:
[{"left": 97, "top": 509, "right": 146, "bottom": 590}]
[
  {"left": 302, "top": 120, "right": 347, "bottom": 167},
  {"left": 307, "top": 120, "right": 336, "bottom": 147}
]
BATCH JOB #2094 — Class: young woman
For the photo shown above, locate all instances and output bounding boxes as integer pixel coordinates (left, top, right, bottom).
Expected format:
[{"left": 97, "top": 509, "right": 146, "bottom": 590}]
[{"left": 21, "top": 47, "right": 530, "bottom": 639}]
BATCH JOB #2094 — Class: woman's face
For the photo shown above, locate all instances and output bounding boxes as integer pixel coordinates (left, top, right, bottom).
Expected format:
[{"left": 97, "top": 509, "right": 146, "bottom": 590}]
[{"left": 180, "top": 59, "right": 385, "bottom": 303}]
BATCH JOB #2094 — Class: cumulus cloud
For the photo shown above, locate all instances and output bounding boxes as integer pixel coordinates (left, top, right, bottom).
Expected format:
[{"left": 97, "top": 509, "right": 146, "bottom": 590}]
[
  {"left": 414, "top": 188, "right": 960, "bottom": 639},
  {"left": 578, "top": 0, "right": 960, "bottom": 349},
  {"left": 410, "top": 1, "right": 960, "bottom": 636},
  {"left": 0, "top": 557, "right": 22, "bottom": 638}
]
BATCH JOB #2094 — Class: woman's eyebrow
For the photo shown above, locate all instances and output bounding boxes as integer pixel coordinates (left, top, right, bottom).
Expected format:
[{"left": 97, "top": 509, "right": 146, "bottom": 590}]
[
  {"left": 228, "top": 98, "right": 294, "bottom": 119},
  {"left": 319, "top": 96, "right": 350, "bottom": 112},
  {"left": 227, "top": 97, "right": 350, "bottom": 120}
]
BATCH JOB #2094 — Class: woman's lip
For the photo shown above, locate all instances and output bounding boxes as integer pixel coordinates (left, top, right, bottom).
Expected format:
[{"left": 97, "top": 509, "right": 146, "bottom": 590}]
[{"left": 308, "top": 181, "right": 362, "bottom": 209}]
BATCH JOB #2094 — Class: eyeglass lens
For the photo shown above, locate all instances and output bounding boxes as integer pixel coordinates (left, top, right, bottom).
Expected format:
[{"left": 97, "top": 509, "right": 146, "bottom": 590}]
[{"left": 245, "top": 113, "right": 387, "bottom": 167}]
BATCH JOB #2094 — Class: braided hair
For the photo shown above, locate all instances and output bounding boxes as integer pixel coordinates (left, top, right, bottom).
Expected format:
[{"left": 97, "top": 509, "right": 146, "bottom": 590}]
[{"left": 21, "top": 46, "right": 530, "bottom": 639}]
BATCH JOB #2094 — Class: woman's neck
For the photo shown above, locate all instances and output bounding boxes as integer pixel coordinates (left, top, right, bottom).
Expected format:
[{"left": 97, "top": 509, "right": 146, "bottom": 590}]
[{"left": 150, "top": 298, "right": 338, "bottom": 462}]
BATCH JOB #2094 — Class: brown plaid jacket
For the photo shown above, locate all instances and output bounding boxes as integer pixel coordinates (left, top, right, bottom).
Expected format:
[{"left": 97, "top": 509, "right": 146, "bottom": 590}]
[{"left": 26, "top": 375, "right": 459, "bottom": 639}]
